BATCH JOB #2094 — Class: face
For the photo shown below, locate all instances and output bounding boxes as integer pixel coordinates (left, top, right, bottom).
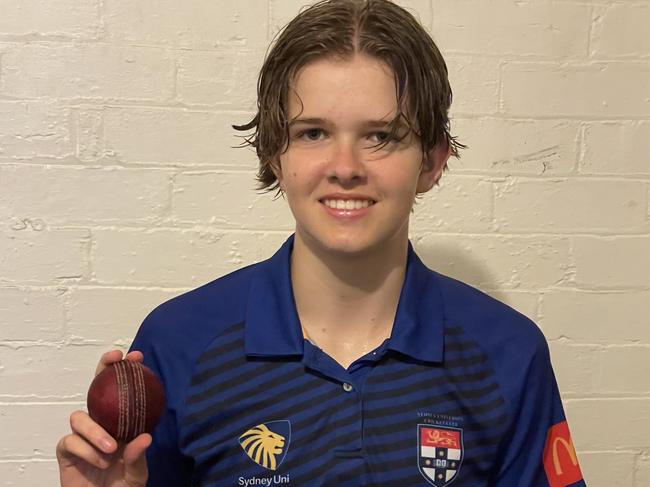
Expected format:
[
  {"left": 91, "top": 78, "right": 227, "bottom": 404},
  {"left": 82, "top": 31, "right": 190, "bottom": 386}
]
[{"left": 274, "top": 54, "right": 449, "bottom": 258}]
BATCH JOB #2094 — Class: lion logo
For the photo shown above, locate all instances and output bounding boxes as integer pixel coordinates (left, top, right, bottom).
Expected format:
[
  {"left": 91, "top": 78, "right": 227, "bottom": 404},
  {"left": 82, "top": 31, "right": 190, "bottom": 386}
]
[{"left": 239, "top": 421, "right": 291, "bottom": 471}]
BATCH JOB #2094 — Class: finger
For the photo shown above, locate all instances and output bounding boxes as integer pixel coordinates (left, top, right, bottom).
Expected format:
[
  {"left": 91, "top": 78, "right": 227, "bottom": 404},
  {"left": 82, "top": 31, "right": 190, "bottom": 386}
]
[
  {"left": 122, "top": 433, "right": 151, "bottom": 485},
  {"left": 124, "top": 350, "right": 144, "bottom": 363},
  {"left": 95, "top": 350, "right": 125, "bottom": 375},
  {"left": 69, "top": 410, "right": 117, "bottom": 455},
  {"left": 56, "top": 433, "right": 113, "bottom": 470}
]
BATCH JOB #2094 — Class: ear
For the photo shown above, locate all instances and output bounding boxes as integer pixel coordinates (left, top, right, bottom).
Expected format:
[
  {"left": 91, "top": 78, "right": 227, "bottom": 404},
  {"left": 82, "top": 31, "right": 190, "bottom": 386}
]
[
  {"left": 270, "top": 157, "right": 284, "bottom": 189},
  {"left": 416, "top": 141, "right": 451, "bottom": 194}
]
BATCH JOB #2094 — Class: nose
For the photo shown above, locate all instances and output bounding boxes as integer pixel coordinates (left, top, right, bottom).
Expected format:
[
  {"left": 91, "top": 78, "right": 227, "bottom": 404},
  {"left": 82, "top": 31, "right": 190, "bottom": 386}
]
[{"left": 326, "top": 139, "right": 367, "bottom": 185}]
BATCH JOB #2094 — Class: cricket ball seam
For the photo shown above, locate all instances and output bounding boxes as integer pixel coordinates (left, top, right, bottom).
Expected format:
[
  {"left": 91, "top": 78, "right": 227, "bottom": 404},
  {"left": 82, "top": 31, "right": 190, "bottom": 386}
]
[
  {"left": 115, "top": 360, "right": 127, "bottom": 440},
  {"left": 133, "top": 360, "right": 146, "bottom": 437}
]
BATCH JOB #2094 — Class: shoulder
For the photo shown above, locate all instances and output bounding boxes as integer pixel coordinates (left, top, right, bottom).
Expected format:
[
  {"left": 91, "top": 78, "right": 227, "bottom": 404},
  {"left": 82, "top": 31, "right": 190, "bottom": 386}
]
[
  {"left": 137, "top": 261, "right": 260, "bottom": 345},
  {"left": 130, "top": 261, "right": 265, "bottom": 381},
  {"left": 130, "top": 261, "right": 266, "bottom": 414},
  {"left": 433, "top": 271, "right": 547, "bottom": 356},
  {"left": 431, "top": 271, "right": 554, "bottom": 411}
]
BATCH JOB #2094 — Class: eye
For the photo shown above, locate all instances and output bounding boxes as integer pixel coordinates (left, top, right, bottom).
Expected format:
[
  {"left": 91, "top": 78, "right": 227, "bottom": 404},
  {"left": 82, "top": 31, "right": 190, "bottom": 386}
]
[
  {"left": 367, "top": 131, "right": 400, "bottom": 147},
  {"left": 370, "top": 131, "right": 392, "bottom": 143},
  {"left": 297, "top": 128, "right": 325, "bottom": 141}
]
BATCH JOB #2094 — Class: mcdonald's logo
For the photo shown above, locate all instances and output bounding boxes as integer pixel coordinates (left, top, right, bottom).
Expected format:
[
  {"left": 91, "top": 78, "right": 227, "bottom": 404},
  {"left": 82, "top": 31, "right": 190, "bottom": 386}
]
[
  {"left": 552, "top": 437, "right": 578, "bottom": 475},
  {"left": 543, "top": 421, "right": 583, "bottom": 487}
]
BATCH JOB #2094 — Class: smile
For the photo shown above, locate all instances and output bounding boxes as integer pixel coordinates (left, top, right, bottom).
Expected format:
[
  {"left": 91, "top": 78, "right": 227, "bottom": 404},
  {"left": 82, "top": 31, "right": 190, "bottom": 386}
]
[{"left": 322, "top": 199, "right": 375, "bottom": 210}]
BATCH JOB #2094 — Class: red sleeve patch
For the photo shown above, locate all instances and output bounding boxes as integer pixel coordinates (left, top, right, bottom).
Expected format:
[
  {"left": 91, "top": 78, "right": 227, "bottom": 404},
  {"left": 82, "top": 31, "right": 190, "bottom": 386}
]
[{"left": 543, "top": 420, "right": 583, "bottom": 487}]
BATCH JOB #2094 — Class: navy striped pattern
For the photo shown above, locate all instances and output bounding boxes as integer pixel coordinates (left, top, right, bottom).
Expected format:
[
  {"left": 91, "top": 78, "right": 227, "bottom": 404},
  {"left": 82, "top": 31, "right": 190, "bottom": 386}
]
[{"left": 179, "top": 322, "right": 509, "bottom": 486}]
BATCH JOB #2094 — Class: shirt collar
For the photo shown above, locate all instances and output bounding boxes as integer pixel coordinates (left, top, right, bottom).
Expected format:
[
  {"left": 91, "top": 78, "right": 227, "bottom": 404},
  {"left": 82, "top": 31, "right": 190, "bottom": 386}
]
[
  {"left": 386, "top": 245, "right": 445, "bottom": 363},
  {"left": 244, "top": 235, "right": 445, "bottom": 363},
  {"left": 245, "top": 235, "right": 304, "bottom": 357}
]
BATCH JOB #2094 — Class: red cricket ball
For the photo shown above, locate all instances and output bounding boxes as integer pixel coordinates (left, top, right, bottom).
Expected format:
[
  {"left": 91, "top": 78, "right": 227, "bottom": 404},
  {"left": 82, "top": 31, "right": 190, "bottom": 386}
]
[{"left": 87, "top": 360, "right": 165, "bottom": 442}]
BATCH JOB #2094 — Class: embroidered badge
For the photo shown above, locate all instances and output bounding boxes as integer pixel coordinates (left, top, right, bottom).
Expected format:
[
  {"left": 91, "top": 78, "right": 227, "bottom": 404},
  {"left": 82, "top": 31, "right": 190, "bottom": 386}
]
[
  {"left": 239, "top": 420, "right": 291, "bottom": 471},
  {"left": 543, "top": 420, "right": 583, "bottom": 487},
  {"left": 417, "top": 424, "right": 463, "bottom": 486}
]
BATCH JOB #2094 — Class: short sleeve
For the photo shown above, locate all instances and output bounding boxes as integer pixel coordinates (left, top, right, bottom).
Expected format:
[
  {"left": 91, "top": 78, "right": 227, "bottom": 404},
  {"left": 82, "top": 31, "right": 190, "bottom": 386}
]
[{"left": 491, "top": 339, "right": 586, "bottom": 487}]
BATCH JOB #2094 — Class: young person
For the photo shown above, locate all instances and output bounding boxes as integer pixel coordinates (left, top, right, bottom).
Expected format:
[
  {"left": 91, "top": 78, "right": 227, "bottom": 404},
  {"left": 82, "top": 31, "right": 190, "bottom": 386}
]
[{"left": 57, "top": 1, "right": 586, "bottom": 486}]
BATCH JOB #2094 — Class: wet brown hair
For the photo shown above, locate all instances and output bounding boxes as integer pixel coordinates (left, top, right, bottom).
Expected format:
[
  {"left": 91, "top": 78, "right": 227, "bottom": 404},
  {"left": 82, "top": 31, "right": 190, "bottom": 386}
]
[{"left": 233, "top": 0, "right": 464, "bottom": 193}]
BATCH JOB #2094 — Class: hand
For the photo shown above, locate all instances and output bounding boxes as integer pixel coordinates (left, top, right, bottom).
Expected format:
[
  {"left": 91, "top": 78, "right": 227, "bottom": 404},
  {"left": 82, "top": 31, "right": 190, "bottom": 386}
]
[{"left": 56, "top": 350, "right": 151, "bottom": 487}]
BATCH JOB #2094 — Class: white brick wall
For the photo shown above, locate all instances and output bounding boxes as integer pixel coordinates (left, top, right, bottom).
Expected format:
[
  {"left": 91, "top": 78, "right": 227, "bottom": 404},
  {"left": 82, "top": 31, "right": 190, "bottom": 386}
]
[{"left": 0, "top": 0, "right": 647, "bottom": 484}]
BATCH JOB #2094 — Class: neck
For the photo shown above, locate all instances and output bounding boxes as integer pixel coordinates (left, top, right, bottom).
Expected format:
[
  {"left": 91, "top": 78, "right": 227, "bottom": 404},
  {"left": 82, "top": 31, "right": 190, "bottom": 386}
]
[{"left": 290, "top": 231, "right": 409, "bottom": 366}]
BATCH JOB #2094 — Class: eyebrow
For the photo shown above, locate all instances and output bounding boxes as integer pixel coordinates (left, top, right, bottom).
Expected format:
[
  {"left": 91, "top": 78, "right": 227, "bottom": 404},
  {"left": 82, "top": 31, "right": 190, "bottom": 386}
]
[{"left": 288, "top": 117, "right": 408, "bottom": 130}]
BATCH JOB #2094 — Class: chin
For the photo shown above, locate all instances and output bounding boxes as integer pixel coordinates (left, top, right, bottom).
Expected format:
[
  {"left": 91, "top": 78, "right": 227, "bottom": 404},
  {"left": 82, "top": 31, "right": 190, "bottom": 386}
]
[
  {"left": 297, "top": 221, "right": 407, "bottom": 259},
  {"left": 317, "top": 233, "right": 392, "bottom": 259}
]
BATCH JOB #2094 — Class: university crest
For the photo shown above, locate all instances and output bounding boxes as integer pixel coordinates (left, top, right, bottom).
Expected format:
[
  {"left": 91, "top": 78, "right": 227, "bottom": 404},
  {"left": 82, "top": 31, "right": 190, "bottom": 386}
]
[
  {"left": 239, "top": 420, "right": 291, "bottom": 471},
  {"left": 417, "top": 424, "right": 463, "bottom": 486}
]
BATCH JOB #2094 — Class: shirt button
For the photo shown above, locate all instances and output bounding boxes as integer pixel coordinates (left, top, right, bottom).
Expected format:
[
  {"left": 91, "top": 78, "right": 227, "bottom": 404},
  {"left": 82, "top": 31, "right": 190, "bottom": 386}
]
[{"left": 342, "top": 382, "right": 354, "bottom": 392}]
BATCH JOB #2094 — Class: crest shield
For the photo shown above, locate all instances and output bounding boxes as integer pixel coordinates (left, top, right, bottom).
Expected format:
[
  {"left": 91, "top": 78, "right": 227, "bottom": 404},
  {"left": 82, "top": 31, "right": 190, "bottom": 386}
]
[
  {"left": 239, "top": 420, "right": 291, "bottom": 471},
  {"left": 417, "top": 424, "right": 463, "bottom": 486}
]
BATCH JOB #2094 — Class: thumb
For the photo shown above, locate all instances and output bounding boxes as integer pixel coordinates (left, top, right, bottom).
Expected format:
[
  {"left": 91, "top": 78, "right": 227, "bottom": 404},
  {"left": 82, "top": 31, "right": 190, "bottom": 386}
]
[{"left": 122, "top": 433, "right": 151, "bottom": 486}]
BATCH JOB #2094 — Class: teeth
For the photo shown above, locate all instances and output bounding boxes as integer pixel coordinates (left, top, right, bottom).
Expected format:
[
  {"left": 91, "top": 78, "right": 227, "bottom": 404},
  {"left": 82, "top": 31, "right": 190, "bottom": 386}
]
[{"left": 323, "top": 199, "right": 372, "bottom": 210}]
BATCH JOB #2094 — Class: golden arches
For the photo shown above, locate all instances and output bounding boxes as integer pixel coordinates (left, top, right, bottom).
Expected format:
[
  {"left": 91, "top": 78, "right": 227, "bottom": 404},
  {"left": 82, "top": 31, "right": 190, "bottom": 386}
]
[{"left": 552, "top": 437, "right": 578, "bottom": 475}]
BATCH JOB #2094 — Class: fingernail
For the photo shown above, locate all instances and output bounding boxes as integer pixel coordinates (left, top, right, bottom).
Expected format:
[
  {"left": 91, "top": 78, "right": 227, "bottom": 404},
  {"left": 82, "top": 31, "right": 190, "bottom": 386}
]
[{"left": 100, "top": 438, "right": 113, "bottom": 452}]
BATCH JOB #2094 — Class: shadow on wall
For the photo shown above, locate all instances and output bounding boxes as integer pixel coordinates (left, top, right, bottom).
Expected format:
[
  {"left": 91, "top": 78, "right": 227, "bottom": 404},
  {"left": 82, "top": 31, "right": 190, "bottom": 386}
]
[{"left": 415, "top": 240, "right": 514, "bottom": 314}]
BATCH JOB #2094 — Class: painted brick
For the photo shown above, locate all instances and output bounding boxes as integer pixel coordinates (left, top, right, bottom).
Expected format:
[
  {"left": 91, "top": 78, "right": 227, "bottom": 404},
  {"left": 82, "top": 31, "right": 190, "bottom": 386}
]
[
  {"left": 566, "top": 399, "right": 650, "bottom": 451},
  {"left": 0, "top": 0, "right": 98, "bottom": 38},
  {"left": 0, "top": 101, "right": 73, "bottom": 159},
  {"left": 638, "top": 455, "right": 650, "bottom": 487},
  {"left": 548, "top": 342, "right": 599, "bottom": 394},
  {"left": 1, "top": 45, "right": 174, "bottom": 100},
  {"left": 494, "top": 179, "right": 647, "bottom": 232},
  {"left": 573, "top": 236, "right": 650, "bottom": 289},
  {"left": 172, "top": 172, "right": 294, "bottom": 230},
  {"left": 433, "top": 0, "right": 589, "bottom": 58},
  {"left": 502, "top": 62, "right": 650, "bottom": 117},
  {"left": 0, "top": 461, "right": 59, "bottom": 487},
  {"left": 414, "top": 234, "right": 571, "bottom": 289},
  {"left": 597, "top": 347, "right": 650, "bottom": 395},
  {"left": 553, "top": 0, "right": 622, "bottom": 2},
  {"left": 92, "top": 229, "right": 290, "bottom": 286},
  {"left": 446, "top": 56, "right": 500, "bottom": 115},
  {"left": 176, "top": 49, "right": 263, "bottom": 109},
  {"left": 452, "top": 118, "right": 579, "bottom": 175},
  {"left": 269, "top": 0, "right": 307, "bottom": 36},
  {"left": 0, "top": 345, "right": 106, "bottom": 399},
  {"left": 65, "top": 287, "right": 180, "bottom": 344},
  {"left": 103, "top": 108, "right": 255, "bottom": 167},
  {"left": 582, "top": 122, "right": 650, "bottom": 176},
  {"left": 0, "top": 287, "right": 65, "bottom": 342},
  {"left": 592, "top": 4, "right": 650, "bottom": 58},
  {"left": 0, "top": 227, "right": 88, "bottom": 284},
  {"left": 578, "top": 451, "right": 636, "bottom": 487},
  {"left": 104, "top": 0, "right": 268, "bottom": 48},
  {"left": 539, "top": 291, "right": 650, "bottom": 343},
  {"left": 0, "top": 165, "right": 170, "bottom": 224},
  {"left": 552, "top": 344, "right": 650, "bottom": 396},
  {"left": 0, "top": 402, "right": 83, "bottom": 458},
  {"left": 411, "top": 175, "right": 493, "bottom": 233},
  {"left": 394, "top": 0, "right": 433, "bottom": 29},
  {"left": 74, "top": 109, "right": 103, "bottom": 163}
]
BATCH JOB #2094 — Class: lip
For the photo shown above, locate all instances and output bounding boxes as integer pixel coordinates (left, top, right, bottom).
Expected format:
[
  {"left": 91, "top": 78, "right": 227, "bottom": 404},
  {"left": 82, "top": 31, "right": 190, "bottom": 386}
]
[
  {"left": 319, "top": 193, "right": 376, "bottom": 220},
  {"left": 318, "top": 193, "right": 377, "bottom": 203}
]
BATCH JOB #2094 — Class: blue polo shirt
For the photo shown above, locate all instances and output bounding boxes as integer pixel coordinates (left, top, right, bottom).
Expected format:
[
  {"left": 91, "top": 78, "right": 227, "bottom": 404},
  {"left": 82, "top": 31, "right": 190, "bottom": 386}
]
[{"left": 130, "top": 235, "right": 586, "bottom": 487}]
